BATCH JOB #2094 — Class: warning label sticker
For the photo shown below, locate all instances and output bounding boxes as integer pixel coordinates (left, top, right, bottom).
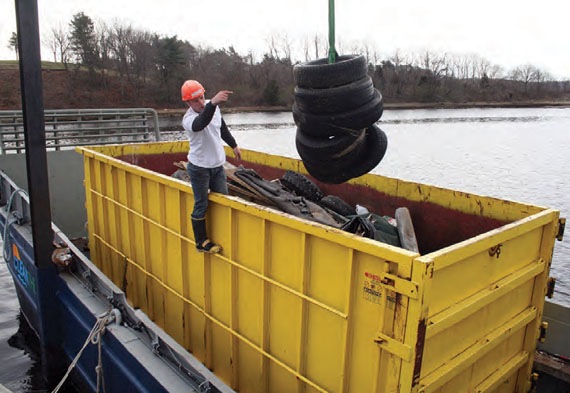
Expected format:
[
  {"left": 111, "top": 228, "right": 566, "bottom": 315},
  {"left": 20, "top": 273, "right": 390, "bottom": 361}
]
[{"left": 363, "top": 272, "right": 383, "bottom": 304}]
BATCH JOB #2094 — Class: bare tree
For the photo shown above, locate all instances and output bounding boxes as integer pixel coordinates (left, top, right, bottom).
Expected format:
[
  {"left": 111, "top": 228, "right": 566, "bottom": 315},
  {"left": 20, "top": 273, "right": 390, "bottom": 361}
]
[
  {"left": 313, "top": 34, "right": 322, "bottom": 59},
  {"left": 488, "top": 64, "right": 503, "bottom": 79},
  {"left": 510, "top": 64, "right": 537, "bottom": 92},
  {"left": 421, "top": 50, "right": 448, "bottom": 78},
  {"left": 246, "top": 50, "right": 260, "bottom": 88},
  {"left": 94, "top": 20, "right": 112, "bottom": 88},
  {"left": 361, "top": 41, "right": 372, "bottom": 66},
  {"left": 45, "top": 24, "right": 70, "bottom": 66},
  {"left": 265, "top": 35, "right": 279, "bottom": 60},
  {"left": 476, "top": 57, "right": 492, "bottom": 79},
  {"left": 534, "top": 68, "right": 551, "bottom": 84},
  {"left": 129, "top": 29, "right": 154, "bottom": 86},
  {"left": 111, "top": 23, "right": 132, "bottom": 71},
  {"left": 301, "top": 36, "right": 311, "bottom": 61},
  {"left": 279, "top": 33, "right": 293, "bottom": 63},
  {"left": 371, "top": 48, "right": 382, "bottom": 68}
]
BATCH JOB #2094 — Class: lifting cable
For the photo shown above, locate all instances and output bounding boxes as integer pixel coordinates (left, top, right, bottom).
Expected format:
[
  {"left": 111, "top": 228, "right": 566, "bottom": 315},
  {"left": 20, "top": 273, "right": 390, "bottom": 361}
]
[
  {"left": 292, "top": 0, "right": 387, "bottom": 183},
  {"left": 328, "top": 0, "right": 336, "bottom": 63}
]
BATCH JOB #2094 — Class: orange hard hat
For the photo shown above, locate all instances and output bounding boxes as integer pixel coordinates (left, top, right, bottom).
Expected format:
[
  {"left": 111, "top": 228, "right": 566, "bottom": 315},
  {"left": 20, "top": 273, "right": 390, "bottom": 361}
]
[{"left": 181, "top": 80, "right": 205, "bottom": 101}]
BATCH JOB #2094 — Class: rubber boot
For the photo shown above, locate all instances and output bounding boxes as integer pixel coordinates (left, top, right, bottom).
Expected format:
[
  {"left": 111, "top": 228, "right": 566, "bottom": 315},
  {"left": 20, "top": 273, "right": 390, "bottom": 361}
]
[{"left": 191, "top": 218, "right": 222, "bottom": 254}]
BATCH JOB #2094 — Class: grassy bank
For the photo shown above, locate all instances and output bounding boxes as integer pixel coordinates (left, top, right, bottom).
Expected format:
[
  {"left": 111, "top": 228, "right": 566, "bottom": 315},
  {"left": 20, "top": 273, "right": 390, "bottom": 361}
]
[{"left": 0, "top": 60, "right": 67, "bottom": 70}]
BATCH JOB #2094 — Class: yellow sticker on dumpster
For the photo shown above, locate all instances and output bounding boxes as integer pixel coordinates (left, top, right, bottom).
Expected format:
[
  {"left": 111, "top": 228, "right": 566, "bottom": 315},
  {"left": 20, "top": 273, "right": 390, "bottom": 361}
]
[{"left": 363, "top": 272, "right": 383, "bottom": 304}]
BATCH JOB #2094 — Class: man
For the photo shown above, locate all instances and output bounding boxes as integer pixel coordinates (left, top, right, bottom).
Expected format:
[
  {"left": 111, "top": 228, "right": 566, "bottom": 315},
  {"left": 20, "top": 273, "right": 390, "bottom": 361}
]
[{"left": 181, "top": 80, "right": 241, "bottom": 253}]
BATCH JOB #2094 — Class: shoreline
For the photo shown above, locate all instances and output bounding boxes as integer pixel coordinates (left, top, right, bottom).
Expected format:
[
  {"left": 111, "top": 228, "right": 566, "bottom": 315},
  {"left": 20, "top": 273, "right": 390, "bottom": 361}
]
[{"left": 157, "top": 101, "right": 570, "bottom": 116}]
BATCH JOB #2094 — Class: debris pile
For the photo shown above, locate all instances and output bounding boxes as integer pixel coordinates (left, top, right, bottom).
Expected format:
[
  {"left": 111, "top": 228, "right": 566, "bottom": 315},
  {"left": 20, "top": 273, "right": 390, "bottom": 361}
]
[{"left": 172, "top": 163, "right": 419, "bottom": 252}]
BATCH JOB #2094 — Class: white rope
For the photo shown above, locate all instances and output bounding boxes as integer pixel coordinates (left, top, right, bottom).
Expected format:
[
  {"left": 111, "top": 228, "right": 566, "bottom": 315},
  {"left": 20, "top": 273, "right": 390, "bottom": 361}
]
[
  {"left": 1, "top": 188, "right": 29, "bottom": 262},
  {"left": 94, "top": 318, "right": 107, "bottom": 393},
  {"left": 51, "top": 310, "right": 115, "bottom": 393}
]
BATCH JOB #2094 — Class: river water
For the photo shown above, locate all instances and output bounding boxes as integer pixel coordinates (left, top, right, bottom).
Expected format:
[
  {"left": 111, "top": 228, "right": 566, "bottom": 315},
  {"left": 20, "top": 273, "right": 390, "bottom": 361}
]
[{"left": 1, "top": 107, "right": 569, "bottom": 391}]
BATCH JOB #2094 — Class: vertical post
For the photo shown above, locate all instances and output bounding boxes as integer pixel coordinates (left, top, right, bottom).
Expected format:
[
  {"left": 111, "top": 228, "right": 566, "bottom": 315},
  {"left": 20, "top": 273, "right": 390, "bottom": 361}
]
[
  {"left": 15, "top": 0, "right": 53, "bottom": 266},
  {"left": 151, "top": 109, "right": 161, "bottom": 141},
  {"left": 328, "top": 0, "right": 336, "bottom": 63},
  {"left": 15, "top": 0, "right": 61, "bottom": 385}
]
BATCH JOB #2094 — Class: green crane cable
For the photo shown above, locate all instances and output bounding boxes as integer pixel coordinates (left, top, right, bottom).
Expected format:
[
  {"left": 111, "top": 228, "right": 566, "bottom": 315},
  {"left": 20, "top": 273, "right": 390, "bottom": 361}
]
[{"left": 328, "top": 0, "right": 336, "bottom": 63}]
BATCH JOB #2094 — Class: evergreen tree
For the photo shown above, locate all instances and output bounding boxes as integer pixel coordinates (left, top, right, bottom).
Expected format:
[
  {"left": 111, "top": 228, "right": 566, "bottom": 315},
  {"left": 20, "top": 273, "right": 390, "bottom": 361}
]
[
  {"left": 68, "top": 12, "right": 97, "bottom": 72},
  {"left": 154, "top": 35, "right": 185, "bottom": 82},
  {"left": 263, "top": 80, "right": 280, "bottom": 106},
  {"left": 153, "top": 35, "right": 186, "bottom": 102},
  {"left": 7, "top": 32, "right": 18, "bottom": 58}
]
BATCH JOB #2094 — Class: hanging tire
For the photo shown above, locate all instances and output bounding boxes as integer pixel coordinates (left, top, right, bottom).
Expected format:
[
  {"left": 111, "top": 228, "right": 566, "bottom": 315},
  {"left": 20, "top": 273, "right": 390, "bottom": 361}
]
[
  {"left": 299, "top": 141, "right": 365, "bottom": 184},
  {"left": 296, "top": 127, "right": 367, "bottom": 171},
  {"left": 294, "top": 55, "right": 368, "bottom": 88},
  {"left": 280, "top": 170, "right": 324, "bottom": 201},
  {"left": 344, "top": 125, "right": 388, "bottom": 179},
  {"left": 293, "top": 90, "right": 384, "bottom": 135},
  {"left": 302, "top": 158, "right": 353, "bottom": 184},
  {"left": 301, "top": 125, "right": 388, "bottom": 184},
  {"left": 295, "top": 127, "right": 365, "bottom": 160},
  {"left": 319, "top": 195, "right": 356, "bottom": 216},
  {"left": 294, "top": 76, "right": 375, "bottom": 115},
  {"left": 297, "top": 137, "right": 365, "bottom": 172}
]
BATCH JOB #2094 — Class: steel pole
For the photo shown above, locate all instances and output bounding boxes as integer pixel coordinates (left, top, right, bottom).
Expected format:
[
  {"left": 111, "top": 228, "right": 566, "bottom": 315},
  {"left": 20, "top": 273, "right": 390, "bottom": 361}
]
[
  {"left": 15, "top": 0, "right": 62, "bottom": 386},
  {"left": 328, "top": 0, "right": 336, "bottom": 63},
  {"left": 15, "top": 0, "right": 53, "bottom": 268}
]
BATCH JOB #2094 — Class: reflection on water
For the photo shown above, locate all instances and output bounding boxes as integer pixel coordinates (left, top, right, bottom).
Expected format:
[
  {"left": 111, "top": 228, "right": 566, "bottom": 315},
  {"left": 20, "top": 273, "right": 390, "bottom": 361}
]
[
  {"left": 0, "top": 249, "right": 77, "bottom": 392},
  {"left": 0, "top": 256, "right": 44, "bottom": 392}
]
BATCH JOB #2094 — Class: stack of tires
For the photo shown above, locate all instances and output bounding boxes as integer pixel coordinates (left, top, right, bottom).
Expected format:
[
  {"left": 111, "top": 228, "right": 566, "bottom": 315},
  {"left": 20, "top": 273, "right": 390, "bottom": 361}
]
[{"left": 293, "top": 55, "right": 388, "bottom": 184}]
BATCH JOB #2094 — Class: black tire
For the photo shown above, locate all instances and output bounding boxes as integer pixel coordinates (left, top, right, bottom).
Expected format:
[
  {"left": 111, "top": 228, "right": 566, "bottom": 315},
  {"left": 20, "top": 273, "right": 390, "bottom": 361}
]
[
  {"left": 299, "top": 138, "right": 366, "bottom": 184},
  {"left": 295, "top": 127, "right": 365, "bottom": 159},
  {"left": 319, "top": 195, "right": 356, "bottom": 216},
  {"left": 301, "top": 125, "right": 388, "bottom": 184},
  {"left": 294, "top": 54, "right": 368, "bottom": 88},
  {"left": 302, "top": 158, "right": 353, "bottom": 184},
  {"left": 344, "top": 125, "right": 388, "bottom": 179},
  {"left": 297, "top": 135, "right": 366, "bottom": 172},
  {"left": 280, "top": 170, "right": 324, "bottom": 202},
  {"left": 292, "top": 90, "right": 384, "bottom": 136},
  {"left": 294, "top": 76, "right": 375, "bottom": 115}
]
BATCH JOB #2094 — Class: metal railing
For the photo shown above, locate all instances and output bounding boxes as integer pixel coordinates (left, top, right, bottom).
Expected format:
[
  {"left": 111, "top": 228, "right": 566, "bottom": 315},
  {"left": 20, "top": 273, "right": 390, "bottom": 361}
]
[{"left": 0, "top": 108, "right": 160, "bottom": 154}]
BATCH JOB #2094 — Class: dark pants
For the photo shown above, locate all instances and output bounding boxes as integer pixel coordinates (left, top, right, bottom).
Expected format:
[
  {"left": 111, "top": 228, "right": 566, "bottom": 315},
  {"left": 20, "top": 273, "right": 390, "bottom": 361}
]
[{"left": 187, "top": 162, "right": 228, "bottom": 220}]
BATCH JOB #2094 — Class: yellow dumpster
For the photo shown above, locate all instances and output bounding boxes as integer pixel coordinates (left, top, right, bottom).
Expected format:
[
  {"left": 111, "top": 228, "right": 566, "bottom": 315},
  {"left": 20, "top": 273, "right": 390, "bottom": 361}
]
[{"left": 77, "top": 141, "right": 562, "bottom": 393}]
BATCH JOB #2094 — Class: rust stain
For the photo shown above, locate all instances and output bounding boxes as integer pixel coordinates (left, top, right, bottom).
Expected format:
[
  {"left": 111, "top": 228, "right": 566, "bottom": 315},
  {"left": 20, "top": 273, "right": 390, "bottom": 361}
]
[
  {"left": 412, "top": 319, "right": 427, "bottom": 386},
  {"left": 476, "top": 199, "right": 484, "bottom": 216}
]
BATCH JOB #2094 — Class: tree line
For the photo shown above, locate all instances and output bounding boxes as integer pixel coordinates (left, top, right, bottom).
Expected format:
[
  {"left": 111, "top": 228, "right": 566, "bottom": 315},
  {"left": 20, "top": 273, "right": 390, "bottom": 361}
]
[{"left": 6, "top": 12, "right": 570, "bottom": 108}]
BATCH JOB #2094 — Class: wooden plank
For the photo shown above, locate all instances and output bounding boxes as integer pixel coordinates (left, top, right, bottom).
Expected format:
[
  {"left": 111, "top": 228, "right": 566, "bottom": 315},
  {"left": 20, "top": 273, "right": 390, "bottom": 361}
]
[{"left": 534, "top": 351, "right": 570, "bottom": 384}]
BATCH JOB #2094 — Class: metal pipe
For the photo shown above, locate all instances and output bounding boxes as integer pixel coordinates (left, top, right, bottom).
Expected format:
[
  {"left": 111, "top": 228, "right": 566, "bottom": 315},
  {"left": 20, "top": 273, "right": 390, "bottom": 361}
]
[
  {"left": 328, "top": 0, "right": 336, "bottom": 63},
  {"left": 15, "top": 0, "right": 63, "bottom": 385},
  {"left": 15, "top": 0, "right": 53, "bottom": 268}
]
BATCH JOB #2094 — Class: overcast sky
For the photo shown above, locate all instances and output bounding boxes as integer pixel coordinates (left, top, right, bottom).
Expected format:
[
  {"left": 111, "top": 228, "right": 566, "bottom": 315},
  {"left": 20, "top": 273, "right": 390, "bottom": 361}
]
[{"left": 1, "top": 0, "right": 569, "bottom": 79}]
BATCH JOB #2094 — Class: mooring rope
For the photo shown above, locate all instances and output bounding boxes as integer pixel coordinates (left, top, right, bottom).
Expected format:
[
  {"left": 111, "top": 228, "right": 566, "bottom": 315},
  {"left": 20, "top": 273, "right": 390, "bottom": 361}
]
[{"left": 51, "top": 310, "right": 116, "bottom": 393}]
